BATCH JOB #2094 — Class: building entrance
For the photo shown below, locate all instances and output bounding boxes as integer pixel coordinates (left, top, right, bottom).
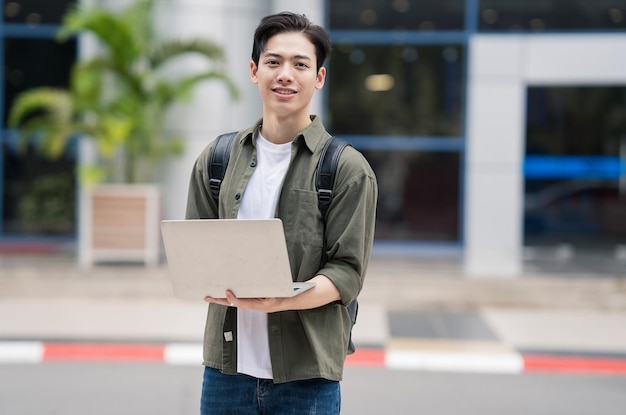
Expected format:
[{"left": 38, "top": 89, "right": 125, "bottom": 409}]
[{"left": 524, "top": 86, "right": 626, "bottom": 275}]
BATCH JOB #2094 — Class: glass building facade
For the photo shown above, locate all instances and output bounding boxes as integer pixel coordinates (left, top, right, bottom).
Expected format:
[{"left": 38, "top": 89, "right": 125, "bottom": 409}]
[
  {"left": 1, "top": 0, "right": 77, "bottom": 241},
  {"left": 324, "top": 0, "right": 626, "bottom": 271},
  {"left": 1, "top": 0, "right": 625, "bottom": 273}
]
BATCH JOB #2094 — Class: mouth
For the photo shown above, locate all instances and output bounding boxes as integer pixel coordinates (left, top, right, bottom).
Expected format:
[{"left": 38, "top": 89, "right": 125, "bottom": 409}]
[{"left": 272, "top": 88, "right": 297, "bottom": 95}]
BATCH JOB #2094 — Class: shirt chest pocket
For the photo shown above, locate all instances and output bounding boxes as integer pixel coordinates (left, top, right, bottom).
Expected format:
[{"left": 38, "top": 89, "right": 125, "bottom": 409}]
[{"left": 282, "top": 188, "right": 324, "bottom": 248}]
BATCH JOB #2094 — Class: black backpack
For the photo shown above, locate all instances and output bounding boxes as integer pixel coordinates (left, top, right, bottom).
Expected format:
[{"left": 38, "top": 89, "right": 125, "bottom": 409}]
[{"left": 208, "top": 131, "right": 359, "bottom": 355}]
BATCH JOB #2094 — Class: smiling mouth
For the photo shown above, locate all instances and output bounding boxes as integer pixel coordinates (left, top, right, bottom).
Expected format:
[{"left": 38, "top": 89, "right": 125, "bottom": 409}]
[{"left": 273, "top": 88, "right": 296, "bottom": 95}]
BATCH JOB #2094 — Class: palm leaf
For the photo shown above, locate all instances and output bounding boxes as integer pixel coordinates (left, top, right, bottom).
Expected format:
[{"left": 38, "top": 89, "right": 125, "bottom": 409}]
[
  {"left": 57, "top": 5, "right": 139, "bottom": 67},
  {"left": 70, "top": 61, "right": 103, "bottom": 108},
  {"left": 8, "top": 88, "right": 74, "bottom": 129},
  {"left": 120, "top": 0, "right": 156, "bottom": 52},
  {"left": 152, "top": 72, "right": 239, "bottom": 108},
  {"left": 40, "top": 125, "right": 79, "bottom": 159},
  {"left": 149, "top": 39, "right": 225, "bottom": 69},
  {"left": 9, "top": 0, "right": 239, "bottom": 184},
  {"left": 72, "top": 57, "right": 143, "bottom": 99}
]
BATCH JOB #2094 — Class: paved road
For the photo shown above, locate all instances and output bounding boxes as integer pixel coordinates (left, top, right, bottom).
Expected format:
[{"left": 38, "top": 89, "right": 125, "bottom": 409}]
[
  {"left": 2, "top": 363, "right": 626, "bottom": 415},
  {"left": 343, "top": 367, "right": 626, "bottom": 415},
  {"left": 1, "top": 253, "right": 626, "bottom": 415}
]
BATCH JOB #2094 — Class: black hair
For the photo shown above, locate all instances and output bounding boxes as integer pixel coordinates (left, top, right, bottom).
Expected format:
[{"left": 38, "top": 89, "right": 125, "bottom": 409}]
[{"left": 252, "top": 12, "right": 332, "bottom": 72}]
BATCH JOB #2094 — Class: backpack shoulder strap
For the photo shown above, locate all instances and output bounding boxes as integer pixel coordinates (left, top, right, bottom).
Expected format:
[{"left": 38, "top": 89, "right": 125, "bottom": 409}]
[
  {"left": 315, "top": 136, "right": 352, "bottom": 217},
  {"left": 315, "top": 136, "right": 358, "bottom": 354},
  {"left": 208, "top": 131, "right": 238, "bottom": 202}
]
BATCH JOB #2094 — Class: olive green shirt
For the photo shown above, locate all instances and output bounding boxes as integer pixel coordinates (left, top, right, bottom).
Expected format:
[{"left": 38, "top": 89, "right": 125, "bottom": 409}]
[{"left": 185, "top": 116, "right": 378, "bottom": 383}]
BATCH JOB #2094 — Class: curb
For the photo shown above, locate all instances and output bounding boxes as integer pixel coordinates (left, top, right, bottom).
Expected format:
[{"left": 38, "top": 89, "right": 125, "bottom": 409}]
[{"left": 2, "top": 341, "right": 626, "bottom": 376}]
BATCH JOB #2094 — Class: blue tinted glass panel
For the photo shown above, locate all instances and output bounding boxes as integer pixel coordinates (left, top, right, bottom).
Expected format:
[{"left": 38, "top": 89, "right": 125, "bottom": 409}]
[
  {"left": 327, "top": 44, "right": 464, "bottom": 136},
  {"left": 524, "top": 85, "right": 626, "bottom": 251},
  {"left": 330, "top": 0, "right": 465, "bottom": 31},
  {"left": 3, "top": 37, "right": 76, "bottom": 126},
  {"left": 526, "top": 86, "right": 626, "bottom": 158},
  {"left": 3, "top": 0, "right": 76, "bottom": 24},
  {"left": 480, "top": 0, "right": 626, "bottom": 31},
  {"left": 365, "top": 150, "right": 460, "bottom": 241},
  {"left": 2, "top": 142, "right": 76, "bottom": 235}
]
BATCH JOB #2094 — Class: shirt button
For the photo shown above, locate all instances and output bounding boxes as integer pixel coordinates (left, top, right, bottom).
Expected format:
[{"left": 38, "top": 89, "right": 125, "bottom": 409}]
[
  {"left": 250, "top": 162, "right": 257, "bottom": 167},
  {"left": 235, "top": 193, "right": 241, "bottom": 201}
]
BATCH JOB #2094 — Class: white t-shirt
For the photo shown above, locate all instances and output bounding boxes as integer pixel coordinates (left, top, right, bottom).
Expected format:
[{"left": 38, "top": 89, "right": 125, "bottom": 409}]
[{"left": 236, "top": 131, "right": 292, "bottom": 379}]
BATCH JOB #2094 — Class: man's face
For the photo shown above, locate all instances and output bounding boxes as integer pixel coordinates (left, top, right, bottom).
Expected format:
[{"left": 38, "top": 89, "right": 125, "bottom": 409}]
[{"left": 250, "top": 32, "right": 326, "bottom": 119}]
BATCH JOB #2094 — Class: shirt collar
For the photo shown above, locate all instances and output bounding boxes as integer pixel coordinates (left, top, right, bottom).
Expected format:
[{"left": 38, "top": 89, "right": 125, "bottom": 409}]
[{"left": 238, "top": 115, "right": 328, "bottom": 153}]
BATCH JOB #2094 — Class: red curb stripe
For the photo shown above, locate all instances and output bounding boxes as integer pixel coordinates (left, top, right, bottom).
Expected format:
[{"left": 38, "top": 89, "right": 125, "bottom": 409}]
[
  {"left": 345, "top": 348, "right": 385, "bottom": 367},
  {"left": 43, "top": 343, "right": 165, "bottom": 362},
  {"left": 30, "top": 342, "right": 626, "bottom": 375},
  {"left": 524, "top": 355, "right": 626, "bottom": 375}
]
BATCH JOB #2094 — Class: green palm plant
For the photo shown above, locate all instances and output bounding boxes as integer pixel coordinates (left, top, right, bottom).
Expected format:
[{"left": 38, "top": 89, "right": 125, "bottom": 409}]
[{"left": 8, "top": 0, "right": 238, "bottom": 184}]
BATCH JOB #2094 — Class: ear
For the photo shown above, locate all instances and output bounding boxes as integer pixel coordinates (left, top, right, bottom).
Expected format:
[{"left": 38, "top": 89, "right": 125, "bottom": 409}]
[
  {"left": 315, "top": 67, "right": 326, "bottom": 90},
  {"left": 250, "top": 60, "right": 259, "bottom": 84}
]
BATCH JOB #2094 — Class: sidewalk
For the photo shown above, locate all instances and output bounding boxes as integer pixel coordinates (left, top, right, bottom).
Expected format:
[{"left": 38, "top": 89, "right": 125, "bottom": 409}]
[{"left": 1, "top": 252, "right": 626, "bottom": 375}]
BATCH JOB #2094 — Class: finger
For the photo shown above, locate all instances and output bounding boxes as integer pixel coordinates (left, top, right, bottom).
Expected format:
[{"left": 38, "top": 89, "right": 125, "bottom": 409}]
[{"left": 225, "top": 291, "right": 237, "bottom": 305}]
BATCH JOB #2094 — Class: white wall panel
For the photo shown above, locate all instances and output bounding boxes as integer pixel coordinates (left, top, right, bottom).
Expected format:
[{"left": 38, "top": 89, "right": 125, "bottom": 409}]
[
  {"left": 470, "top": 36, "right": 525, "bottom": 79},
  {"left": 465, "top": 81, "right": 524, "bottom": 277},
  {"left": 467, "top": 83, "right": 525, "bottom": 166},
  {"left": 465, "top": 170, "right": 523, "bottom": 276},
  {"left": 525, "top": 35, "right": 626, "bottom": 84}
]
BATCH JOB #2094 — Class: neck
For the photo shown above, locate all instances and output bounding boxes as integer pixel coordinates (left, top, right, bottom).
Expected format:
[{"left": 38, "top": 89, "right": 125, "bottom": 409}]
[{"left": 260, "top": 113, "right": 312, "bottom": 144}]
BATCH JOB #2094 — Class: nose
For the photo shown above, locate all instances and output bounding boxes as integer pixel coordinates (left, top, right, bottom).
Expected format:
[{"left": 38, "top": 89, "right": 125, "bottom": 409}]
[{"left": 276, "top": 64, "right": 294, "bottom": 83}]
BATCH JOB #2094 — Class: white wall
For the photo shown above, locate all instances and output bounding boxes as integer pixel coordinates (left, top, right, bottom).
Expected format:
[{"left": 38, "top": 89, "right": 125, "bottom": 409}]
[{"left": 464, "top": 34, "right": 626, "bottom": 277}]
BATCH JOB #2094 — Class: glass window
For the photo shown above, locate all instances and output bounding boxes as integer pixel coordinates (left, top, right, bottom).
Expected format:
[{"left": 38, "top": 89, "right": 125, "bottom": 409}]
[
  {"left": 3, "top": 37, "right": 76, "bottom": 126},
  {"left": 365, "top": 150, "right": 460, "bottom": 241},
  {"left": 527, "top": 86, "right": 626, "bottom": 157},
  {"left": 3, "top": 0, "right": 76, "bottom": 25},
  {"left": 327, "top": 44, "right": 464, "bottom": 136},
  {"left": 2, "top": 142, "right": 76, "bottom": 235},
  {"left": 524, "top": 86, "right": 626, "bottom": 250},
  {"left": 524, "top": 178, "right": 626, "bottom": 248},
  {"left": 329, "top": 0, "right": 465, "bottom": 31},
  {"left": 479, "top": 0, "right": 626, "bottom": 31}
]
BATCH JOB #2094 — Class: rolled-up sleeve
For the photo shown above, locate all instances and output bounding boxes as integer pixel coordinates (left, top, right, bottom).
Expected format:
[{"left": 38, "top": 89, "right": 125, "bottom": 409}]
[{"left": 317, "top": 150, "right": 378, "bottom": 305}]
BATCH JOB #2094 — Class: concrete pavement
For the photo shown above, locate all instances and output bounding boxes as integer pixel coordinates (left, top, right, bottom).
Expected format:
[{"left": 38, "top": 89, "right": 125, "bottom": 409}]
[{"left": 1, "top": 252, "right": 626, "bottom": 374}]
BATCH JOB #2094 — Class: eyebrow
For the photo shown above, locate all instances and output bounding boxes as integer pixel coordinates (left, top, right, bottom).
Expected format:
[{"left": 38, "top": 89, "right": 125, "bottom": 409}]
[{"left": 263, "top": 52, "right": 312, "bottom": 62}]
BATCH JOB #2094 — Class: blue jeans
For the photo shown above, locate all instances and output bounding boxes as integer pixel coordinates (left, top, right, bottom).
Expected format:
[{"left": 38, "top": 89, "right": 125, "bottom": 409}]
[{"left": 200, "top": 366, "right": 341, "bottom": 415}]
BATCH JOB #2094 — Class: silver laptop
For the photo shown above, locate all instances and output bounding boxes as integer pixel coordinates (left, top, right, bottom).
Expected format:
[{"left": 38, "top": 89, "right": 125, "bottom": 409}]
[{"left": 160, "top": 219, "right": 315, "bottom": 300}]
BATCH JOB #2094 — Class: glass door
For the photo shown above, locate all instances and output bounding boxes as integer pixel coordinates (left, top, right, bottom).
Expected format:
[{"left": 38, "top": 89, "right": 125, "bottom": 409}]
[{"left": 523, "top": 86, "right": 626, "bottom": 274}]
